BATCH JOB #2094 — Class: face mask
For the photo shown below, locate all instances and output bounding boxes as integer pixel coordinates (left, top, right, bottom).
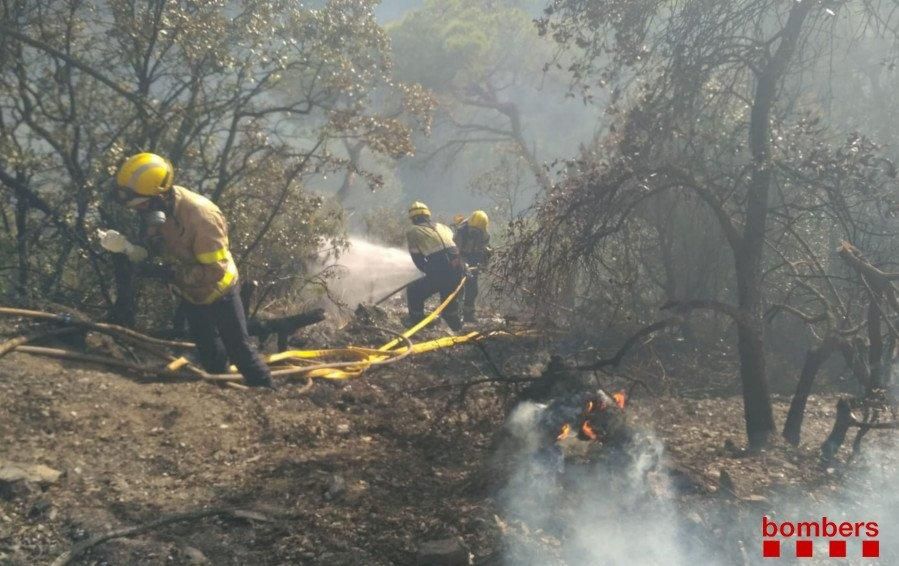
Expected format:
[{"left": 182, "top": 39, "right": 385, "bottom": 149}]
[
  {"left": 144, "top": 210, "right": 166, "bottom": 226},
  {"left": 141, "top": 196, "right": 169, "bottom": 227}
]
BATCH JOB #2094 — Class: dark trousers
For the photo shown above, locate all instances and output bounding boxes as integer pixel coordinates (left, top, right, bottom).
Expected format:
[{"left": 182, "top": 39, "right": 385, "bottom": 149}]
[
  {"left": 462, "top": 267, "right": 479, "bottom": 315},
  {"left": 181, "top": 285, "right": 272, "bottom": 386},
  {"left": 407, "top": 267, "right": 464, "bottom": 330}
]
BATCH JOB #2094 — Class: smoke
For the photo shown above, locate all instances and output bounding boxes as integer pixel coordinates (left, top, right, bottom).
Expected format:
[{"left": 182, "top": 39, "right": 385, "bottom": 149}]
[
  {"left": 847, "top": 444, "right": 899, "bottom": 560},
  {"left": 498, "top": 401, "right": 698, "bottom": 566},
  {"left": 319, "top": 236, "right": 420, "bottom": 308},
  {"left": 496, "top": 400, "right": 897, "bottom": 565}
]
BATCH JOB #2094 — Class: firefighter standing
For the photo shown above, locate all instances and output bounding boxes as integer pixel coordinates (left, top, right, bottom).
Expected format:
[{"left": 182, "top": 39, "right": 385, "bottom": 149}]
[
  {"left": 454, "top": 210, "right": 491, "bottom": 322},
  {"left": 405, "top": 201, "right": 465, "bottom": 331},
  {"left": 102, "top": 152, "right": 274, "bottom": 388}
]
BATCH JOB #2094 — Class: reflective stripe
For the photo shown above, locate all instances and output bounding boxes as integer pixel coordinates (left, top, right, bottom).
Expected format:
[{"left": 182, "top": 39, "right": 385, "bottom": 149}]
[
  {"left": 196, "top": 247, "right": 229, "bottom": 264},
  {"left": 407, "top": 223, "right": 456, "bottom": 257},
  {"left": 127, "top": 162, "right": 165, "bottom": 192},
  {"left": 201, "top": 259, "right": 237, "bottom": 304}
]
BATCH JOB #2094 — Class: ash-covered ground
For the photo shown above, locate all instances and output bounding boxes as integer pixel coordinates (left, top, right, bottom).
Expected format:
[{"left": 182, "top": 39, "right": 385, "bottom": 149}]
[{"left": 0, "top": 305, "right": 894, "bottom": 565}]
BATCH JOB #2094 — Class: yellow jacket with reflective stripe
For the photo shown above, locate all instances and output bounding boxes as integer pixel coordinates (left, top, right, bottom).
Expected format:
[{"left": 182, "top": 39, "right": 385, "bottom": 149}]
[
  {"left": 155, "top": 186, "right": 238, "bottom": 305},
  {"left": 406, "top": 222, "right": 456, "bottom": 258}
]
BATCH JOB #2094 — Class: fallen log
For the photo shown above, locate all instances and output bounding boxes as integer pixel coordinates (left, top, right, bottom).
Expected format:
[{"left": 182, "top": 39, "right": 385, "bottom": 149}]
[
  {"left": 50, "top": 507, "right": 272, "bottom": 566},
  {"left": 12, "top": 345, "right": 241, "bottom": 383},
  {"left": 0, "top": 307, "right": 194, "bottom": 349},
  {"left": 247, "top": 307, "right": 326, "bottom": 352},
  {"left": 0, "top": 326, "right": 81, "bottom": 359}
]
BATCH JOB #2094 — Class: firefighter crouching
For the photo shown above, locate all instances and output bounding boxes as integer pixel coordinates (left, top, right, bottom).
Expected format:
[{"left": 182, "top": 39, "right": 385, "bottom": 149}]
[
  {"left": 101, "top": 152, "right": 274, "bottom": 388},
  {"left": 454, "top": 210, "right": 491, "bottom": 323},
  {"left": 405, "top": 201, "right": 465, "bottom": 331}
]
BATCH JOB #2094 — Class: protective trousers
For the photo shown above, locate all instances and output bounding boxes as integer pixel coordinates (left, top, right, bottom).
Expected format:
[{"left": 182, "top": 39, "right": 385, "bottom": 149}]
[
  {"left": 407, "top": 262, "right": 464, "bottom": 331},
  {"left": 462, "top": 268, "right": 479, "bottom": 319},
  {"left": 180, "top": 285, "right": 273, "bottom": 386}
]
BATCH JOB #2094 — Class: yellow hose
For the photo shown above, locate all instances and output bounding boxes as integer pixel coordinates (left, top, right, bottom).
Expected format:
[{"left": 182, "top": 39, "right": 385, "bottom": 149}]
[{"left": 164, "top": 276, "right": 530, "bottom": 389}]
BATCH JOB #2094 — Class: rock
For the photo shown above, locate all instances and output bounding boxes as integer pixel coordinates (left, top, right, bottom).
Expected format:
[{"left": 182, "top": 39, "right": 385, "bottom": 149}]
[
  {"left": 182, "top": 546, "right": 209, "bottom": 564},
  {"left": 0, "top": 461, "right": 62, "bottom": 500},
  {"left": 742, "top": 494, "right": 770, "bottom": 504},
  {"left": 325, "top": 475, "right": 346, "bottom": 500},
  {"left": 336, "top": 423, "right": 351, "bottom": 435},
  {"left": 415, "top": 537, "right": 471, "bottom": 566},
  {"left": 0, "top": 461, "right": 63, "bottom": 485}
]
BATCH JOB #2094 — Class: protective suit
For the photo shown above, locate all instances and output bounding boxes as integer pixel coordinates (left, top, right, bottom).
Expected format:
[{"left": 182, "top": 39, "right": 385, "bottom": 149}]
[
  {"left": 454, "top": 211, "right": 491, "bottom": 322},
  {"left": 405, "top": 204, "right": 464, "bottom": 331},
  {"left": 110, "top": 153, "right": 273, "bottom": 388}
]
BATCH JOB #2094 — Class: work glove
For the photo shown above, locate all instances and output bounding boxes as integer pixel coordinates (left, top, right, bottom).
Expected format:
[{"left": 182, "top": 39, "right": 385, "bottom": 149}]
[
  {"left": 98, "top": 228, "right": 148, "bottom": 263},
  {"left": 125, "top": 244, "right": 148, "bottom": 263},
  {"left": 136, "top": 262, "right": 175, "bottom": 282},
  {"left": 97, "top": 229, "right": 129, "bottom": 253}
]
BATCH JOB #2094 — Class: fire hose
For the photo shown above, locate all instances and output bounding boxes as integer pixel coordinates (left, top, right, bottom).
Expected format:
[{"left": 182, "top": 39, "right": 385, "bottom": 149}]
[
  {"left": 373, "top": 277, "right": 424, "bottom": 305},
  {"left": 0, "top": 276, "right": 529, "bottom": 391}
]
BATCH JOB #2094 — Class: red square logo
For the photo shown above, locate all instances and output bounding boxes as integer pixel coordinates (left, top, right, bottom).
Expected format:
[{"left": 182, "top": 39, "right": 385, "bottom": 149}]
[
  {"left": 862, "top": 540, "right": 880, "bottom": 558},
  {"left": 829, "top": 540, "right": 847, "bottom": 558},
  {"left": 796, "top": 540, "right": 813, "bottom": 558},
  {"left": 763, "top": 540, "right": 781, "bottom": 558}
]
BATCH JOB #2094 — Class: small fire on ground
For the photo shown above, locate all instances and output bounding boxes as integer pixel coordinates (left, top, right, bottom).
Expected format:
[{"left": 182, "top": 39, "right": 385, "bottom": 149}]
[{"left": 556, "top": 390, "right": 627, "bottom": 443}]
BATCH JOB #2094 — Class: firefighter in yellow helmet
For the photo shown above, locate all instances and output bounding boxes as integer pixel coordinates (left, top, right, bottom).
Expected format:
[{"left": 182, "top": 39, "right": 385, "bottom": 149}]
[
  {"left": 104, "top": 152, "right": 273, "bottom": 388},
  {"left": 453, "top": 210, "right": 491, "bottom": 322},
  {"left": 405, "top": 201, "right": 464, "bottom": 331}
]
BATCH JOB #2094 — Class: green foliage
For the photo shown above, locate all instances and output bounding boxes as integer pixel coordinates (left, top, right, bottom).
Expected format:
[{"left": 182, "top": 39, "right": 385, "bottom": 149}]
[
  {"left": 361, "top": 206, "right": 407, "bottom": 247},
  {"left": 387, "top": 0, "right": 591, "bottom": 221},
  {"left": 390, "top": 0, "right": 541, "bottom": 91},
  {"left": 0, "top": 0, "right": 428, "bottom": 319}
]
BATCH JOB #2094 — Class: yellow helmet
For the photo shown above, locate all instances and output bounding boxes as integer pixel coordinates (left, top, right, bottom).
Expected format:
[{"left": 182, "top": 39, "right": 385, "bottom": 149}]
[
  {"left": 116, "top": 153, "right": 174, "bottom": 196},
  {"left": 469, "top": 210, "right": 489, "bottom": 230},
  {"left": 408, "top": 201, "right": 431, "bottom": 219}
]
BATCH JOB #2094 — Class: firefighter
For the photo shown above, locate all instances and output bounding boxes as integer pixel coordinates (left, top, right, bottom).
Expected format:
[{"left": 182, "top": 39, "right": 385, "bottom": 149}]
[
  {"left": 454, "top": 210, "right": 491, "bottom": 322},
  {"left": 405, "top": 201, "right": 465, "bottom": 331},
  {"left": 102, "top": 152, "right": 274, "bottom": 388}
]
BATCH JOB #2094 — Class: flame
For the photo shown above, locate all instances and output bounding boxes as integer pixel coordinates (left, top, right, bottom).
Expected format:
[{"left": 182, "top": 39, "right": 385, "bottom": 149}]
[
  {"left": 586, "top": 400, "right": 594, "bottom": 413},
  {"left": 581, "top": 421, "right": 598, "bottom": 441},
  {"left": 613, "top": 391, "right": 627, "bottom": 409},
  {"left": 557, "top": 423, "right": 571, "bottom": 441}
]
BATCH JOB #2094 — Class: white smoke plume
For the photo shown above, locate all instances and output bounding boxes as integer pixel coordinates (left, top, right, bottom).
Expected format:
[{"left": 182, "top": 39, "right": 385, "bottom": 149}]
[
  {"left": 498, "top": 401, "right": 696, "bottom": 566},
  {"left": 319, "top": 236, "right": 421, "bottom": 308},
  {"left": 497, "top": 400, "right": 897, "bottom": 565}
]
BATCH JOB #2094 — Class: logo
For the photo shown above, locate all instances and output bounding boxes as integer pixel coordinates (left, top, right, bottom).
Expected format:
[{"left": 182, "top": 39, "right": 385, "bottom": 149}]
[{"left": 762, "top": 516, "right": 879, "bottom": 558}]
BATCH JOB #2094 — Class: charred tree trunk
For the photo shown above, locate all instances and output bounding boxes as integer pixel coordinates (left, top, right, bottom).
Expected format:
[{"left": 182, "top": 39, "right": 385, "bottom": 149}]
[
  {"left": 866, "top": 298, "right": 884, "bottom": 393},
  {"left": 783, "top": 340, "right": 834, "bottom": 446},
  {"left": 821, "top": 398, "right": 853, "bottom": 463},
  {"left": 14, "top": 187, "right": 28, "bottom": 296},
  {"left": 734, "top": 303, "right": 775, "bottom": 447},
  {"left": 736, "top": 3, "right": 811, "bottom": 448}
]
